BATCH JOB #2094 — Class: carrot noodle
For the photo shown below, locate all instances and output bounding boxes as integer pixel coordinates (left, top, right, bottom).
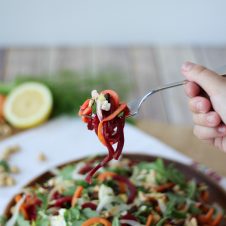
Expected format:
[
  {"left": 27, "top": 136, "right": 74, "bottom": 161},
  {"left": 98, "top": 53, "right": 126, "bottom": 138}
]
[
  {"left": 145, "top": 213, "right": 153, "bottom": 226},
  {"left": 198, "top": 208, "right": 214, "bottom": 223},
  {"left": 82, "top": 217, "right": 112, "bottom": 226},
  {"left": 71, "top": 186, "right": 83, "bottom": 207}
]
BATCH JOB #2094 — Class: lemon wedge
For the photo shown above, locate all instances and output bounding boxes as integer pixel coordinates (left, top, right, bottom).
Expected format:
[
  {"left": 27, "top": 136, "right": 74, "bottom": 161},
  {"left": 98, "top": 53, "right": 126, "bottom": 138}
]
[{"left": 4, "top": 82, "right": 53, "bottom": 129}]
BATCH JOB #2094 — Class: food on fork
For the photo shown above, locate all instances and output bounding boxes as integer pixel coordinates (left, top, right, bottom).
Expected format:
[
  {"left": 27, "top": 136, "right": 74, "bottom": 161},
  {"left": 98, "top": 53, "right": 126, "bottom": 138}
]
[{"left": 79, "top": 90, "right": 129, "bottom": 183}]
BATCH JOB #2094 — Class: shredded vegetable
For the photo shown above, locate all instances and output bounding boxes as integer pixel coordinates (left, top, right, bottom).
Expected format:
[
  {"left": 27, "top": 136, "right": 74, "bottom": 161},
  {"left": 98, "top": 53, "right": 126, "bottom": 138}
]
[
  {"left": 2, "top": 158, "right": 225, "bottom": 226},
  {"left": 79, "top": 90, "right": 129, "bottom": 183}
]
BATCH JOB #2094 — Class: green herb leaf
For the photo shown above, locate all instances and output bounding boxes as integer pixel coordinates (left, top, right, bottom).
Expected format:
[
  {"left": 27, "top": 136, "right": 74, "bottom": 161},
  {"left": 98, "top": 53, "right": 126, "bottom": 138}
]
[
  {"left": 35, "top": 216, "right": 49, "bottom": 226},
  {"left": 59, "top": 165, "right": 75, "bottom": 180},
  {"left": 16, "top": 214, "right": 30, "bottom": 226},
  {"left": 156, "top": 217, "right": 167, "bottom": 226},
  {"left": 186, "top": 180, "right": 197, "bottom": 199},
  {"left": 0, "top": 215, "right": 6, "bottom": 225},
  {"left": 112, "top": 216, "right": 120, "bottom": 226},
  {"left": 0, "top": 160, "right": 10, "bottom": 172},
  {"left": 82, "top": 208, "right": 99, "bottom": 218}
]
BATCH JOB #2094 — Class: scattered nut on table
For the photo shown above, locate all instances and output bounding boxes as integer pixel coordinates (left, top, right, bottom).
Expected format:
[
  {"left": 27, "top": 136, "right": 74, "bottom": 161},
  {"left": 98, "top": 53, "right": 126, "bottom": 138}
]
[
  {"left": 38, "top": 152, "right": 47, "bottom": 162},
  {"left": 0, "top": 145, "right": 21, "bottom": 187},
  {"left": 0, "top": 122, "right": 12, "bottom": 138},
  {"left": 0, "top": 145, "right": 21, "bottom": 160}
]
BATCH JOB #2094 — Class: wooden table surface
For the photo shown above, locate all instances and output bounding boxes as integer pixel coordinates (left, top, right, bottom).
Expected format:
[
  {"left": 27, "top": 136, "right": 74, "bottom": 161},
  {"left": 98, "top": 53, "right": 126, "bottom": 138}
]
[{"left": 137, "top": 120, "right": 226, "bottom": 177}]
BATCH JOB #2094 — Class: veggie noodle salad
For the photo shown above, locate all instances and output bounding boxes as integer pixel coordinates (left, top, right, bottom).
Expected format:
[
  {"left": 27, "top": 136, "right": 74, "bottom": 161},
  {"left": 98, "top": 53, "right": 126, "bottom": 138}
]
[
  {"left": 1, "top": 158, "right": 225, "bottom": 226},
  {"left": 78, "top": 90, "right": 129, "bottom": 183}
]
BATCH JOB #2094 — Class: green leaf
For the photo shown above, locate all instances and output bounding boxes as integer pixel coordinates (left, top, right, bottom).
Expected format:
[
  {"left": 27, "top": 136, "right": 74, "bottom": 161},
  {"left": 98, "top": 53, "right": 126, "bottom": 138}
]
[
  {"left": 156, "top": 217, "right": 167, "bottom": 226},
  {"left": 0, "top": 215, "right": 6, "bottom": 225},
  {"left": 112, "top": 216, "right": 120, "bottom": 226},
  {"left": 36, "top": 192, "right": 48, "bottom": 212},
  {"left": 189, "top": 203, "right": 201, "bottom": 215},
  {"left": 64, "top": 207, "right": 82, "bottom": 222},
  {"left": 62, "top": 185, "right": 76, "bottom": 196},
  {"left": 167, "top": 192, "right": 186, "bottom": 204},
  {"left": 82, "top": 208, "right": 99, "bottom": 218},
  {"left": 164, "top": 199, "right": 186, "bottom": 219},
  {"left": 75, "top": 180, "right": 90, "bottom": 188},
  {"left": 16, "top": 214, "right": 30, "bottom": 226},
  {"left": 59, "top": 165, "right": 75, "bottom": 180},
  {"left": 71, "top": 221, "right": 83, "bottom": 226},
  {"left": 35, "top": 217, "right": 49, "bottom": 226},
  {"left": 165, "top": 164, "right": 186, "bottom": 187},
  {"left": 0, "top": 160, "right": 10, "bottom": 172},
  {"left": 186, "top": 180, "right": 197, "bottom": 199},
  {"left": 105, "top": 166, "right": 131, "bottom": 176}
]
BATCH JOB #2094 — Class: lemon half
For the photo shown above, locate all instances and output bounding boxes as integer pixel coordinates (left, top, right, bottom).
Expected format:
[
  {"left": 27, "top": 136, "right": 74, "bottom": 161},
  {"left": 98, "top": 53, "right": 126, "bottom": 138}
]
[{"left": 4, "top": 82, "right": 53, "bottom": 129}]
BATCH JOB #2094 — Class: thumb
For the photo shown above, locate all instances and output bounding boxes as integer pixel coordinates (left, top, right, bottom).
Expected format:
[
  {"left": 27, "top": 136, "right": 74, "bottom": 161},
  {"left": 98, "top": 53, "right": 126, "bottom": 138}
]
[{"left": 181, "top": 62, "right": 224, "bottom": 96}]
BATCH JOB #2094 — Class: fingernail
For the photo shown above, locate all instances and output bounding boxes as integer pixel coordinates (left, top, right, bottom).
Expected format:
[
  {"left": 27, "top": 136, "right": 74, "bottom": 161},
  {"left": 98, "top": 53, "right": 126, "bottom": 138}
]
[
  {"left": 218, "top": 126, "right": 226, "bottom": 133},
  {"left": 207, "top": 114, "right": 215, "bottom": 123},
  {"left": 182, "top": 62, "right": 195, "bottom": 72}
]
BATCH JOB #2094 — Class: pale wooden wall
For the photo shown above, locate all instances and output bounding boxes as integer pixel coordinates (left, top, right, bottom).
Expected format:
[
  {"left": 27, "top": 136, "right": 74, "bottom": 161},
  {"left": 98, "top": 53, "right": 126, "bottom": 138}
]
[{"left": 1, "top": 47, "right": 226, "bottom": 125}]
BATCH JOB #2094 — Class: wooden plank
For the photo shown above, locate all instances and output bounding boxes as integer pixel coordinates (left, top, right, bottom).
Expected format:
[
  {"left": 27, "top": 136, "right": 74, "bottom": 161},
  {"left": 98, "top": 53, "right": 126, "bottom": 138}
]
[
  {"left": 4, "top": 48, "right": 54, "bottom": 81},
  {"left": 128, "top": 47, "right": 168, "bottom": 122},
  {"left": 154, "top": 47, "right": 198, "bottom": 124},
  {"left": 193, "top": 47, "right": 226, "bottom": 72},
  {"left": 0, "top": 49, "right": 6, "bottom": 81}
]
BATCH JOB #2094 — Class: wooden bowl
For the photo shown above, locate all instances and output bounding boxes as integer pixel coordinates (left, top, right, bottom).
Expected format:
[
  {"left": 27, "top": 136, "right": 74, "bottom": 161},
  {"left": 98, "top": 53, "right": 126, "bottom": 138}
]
[{"left": 4, "top": 153, "right": 226, "bottom": 223}]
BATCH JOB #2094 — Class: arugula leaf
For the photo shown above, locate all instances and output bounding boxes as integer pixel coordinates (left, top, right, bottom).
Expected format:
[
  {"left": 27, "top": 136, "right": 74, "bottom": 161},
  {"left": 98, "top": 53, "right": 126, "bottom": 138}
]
[
  {"left": 156, "top": 217, "right": 167, "bottom": 226},
  {"left": 59, "top": 165, "right": 75, "bottom": 180},
  {"left": 75, "top": 180, "right": 91, "bottom": 188},
  {"left": 105, "top": 166, "right": 131, "bottom": 177},
  {"left": 164, "top": 199, "right": 186, "bottom": 219},
  {"left": 0, "top": 160, "right": 10, "bottom": 172},
  {"left": 0, "top": 215, "right": 6, "bottom": 225},
  {"left": 62, "top": 185, "right": 76, "bottom": 196},
  {"left": 82, "top": 208, "right": 99, "bottom": 218},
  {"left": 189, "top": 203, "right": 201, "bottom": 215},
  {"left": 165, "top": 164, "right": 186, "bottom": 187},
  {"left": 64, "top": 207, "right": 82, "bottom": 222},
  {"left": 36, "top": 193, "right": 48, "bottom": 212},
  {"left": 16, "top": 214, "right": 30, "bottom": 226},
  {"left": 112, "top": 216, "right": 120, "bottom": 226},
  {"left": 137, "top": 159, "right": 186, "bottom": 186},
  {"left": 186, "top": 180, "right": 197, "bottom": 199},
  {"left": 167, "top": 192, "right": 186, "bottom": 204},
  {"left": 35, "top": 216, "right": 49, "bottom": 226}
]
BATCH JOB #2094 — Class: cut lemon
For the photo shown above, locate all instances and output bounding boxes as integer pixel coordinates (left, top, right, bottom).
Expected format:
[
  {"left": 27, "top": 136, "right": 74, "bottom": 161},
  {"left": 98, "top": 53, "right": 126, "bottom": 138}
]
[{"left": 4, "top": 82, "right": 53, "bottom": 129}]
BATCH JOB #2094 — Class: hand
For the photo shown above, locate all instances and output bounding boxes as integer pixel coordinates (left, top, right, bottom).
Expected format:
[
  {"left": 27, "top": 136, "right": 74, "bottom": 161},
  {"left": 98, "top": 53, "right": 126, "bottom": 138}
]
[{"left": 181, "top": 62, "right": 226, "bottom": 152}]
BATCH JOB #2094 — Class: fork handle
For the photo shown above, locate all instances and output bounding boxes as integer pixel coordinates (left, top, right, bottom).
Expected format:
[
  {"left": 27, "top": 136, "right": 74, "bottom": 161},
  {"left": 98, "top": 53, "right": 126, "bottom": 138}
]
[{"left": 153, "top": 74, "right": 226, "bottom": 94}]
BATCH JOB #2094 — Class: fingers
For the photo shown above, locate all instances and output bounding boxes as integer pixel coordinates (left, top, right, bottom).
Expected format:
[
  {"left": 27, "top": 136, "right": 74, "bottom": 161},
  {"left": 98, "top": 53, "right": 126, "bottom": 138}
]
[
  {"left": 189, "top": 96, "right": 211, "bottom": 113},
  {"left": 193, "top": 124, "right": 226, "bottom": 140},
  {"left": 181, "top": 62, "right": 224, "bottom": 96},
  {"left": 192, "top": 111, "right": 221, "bottom": 128},
  {"left": 184, "top": 82, "right": 200, "bottom": 97}
]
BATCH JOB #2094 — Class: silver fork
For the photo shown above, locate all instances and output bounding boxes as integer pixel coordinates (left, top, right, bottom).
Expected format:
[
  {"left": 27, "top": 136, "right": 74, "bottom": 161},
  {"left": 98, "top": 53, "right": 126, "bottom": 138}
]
[{"left": 127, "top": 74, "right": 226, "bottom": 117}]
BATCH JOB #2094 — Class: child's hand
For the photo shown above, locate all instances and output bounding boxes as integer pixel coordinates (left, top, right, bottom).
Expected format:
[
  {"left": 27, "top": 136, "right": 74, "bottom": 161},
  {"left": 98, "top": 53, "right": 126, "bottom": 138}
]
[{"left": 181, "top": 62, "right": 226, "bottom": 152}]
